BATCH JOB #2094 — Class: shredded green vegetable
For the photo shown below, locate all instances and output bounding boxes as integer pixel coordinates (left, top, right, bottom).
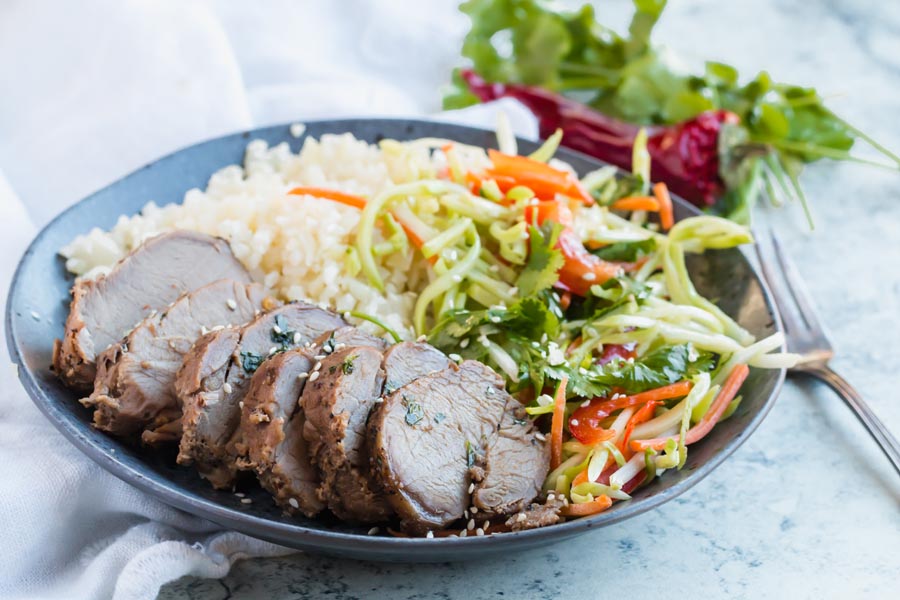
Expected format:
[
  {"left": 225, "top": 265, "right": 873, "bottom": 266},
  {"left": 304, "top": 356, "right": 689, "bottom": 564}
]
[{"left": 344, "top": 129, "right": 796, "bottom": 514}]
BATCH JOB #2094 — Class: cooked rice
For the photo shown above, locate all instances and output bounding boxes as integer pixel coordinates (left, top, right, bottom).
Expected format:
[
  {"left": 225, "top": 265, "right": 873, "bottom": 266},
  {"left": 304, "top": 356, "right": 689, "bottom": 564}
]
[{"left": 60, "top": 133, "right": 449, "bottom": 340}]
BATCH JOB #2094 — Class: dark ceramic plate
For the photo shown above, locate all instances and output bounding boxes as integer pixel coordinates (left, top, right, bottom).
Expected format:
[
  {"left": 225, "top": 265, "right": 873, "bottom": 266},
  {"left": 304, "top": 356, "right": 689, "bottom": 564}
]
[{"left": 5, "top": 119, "right": 784, "bottom": 562}]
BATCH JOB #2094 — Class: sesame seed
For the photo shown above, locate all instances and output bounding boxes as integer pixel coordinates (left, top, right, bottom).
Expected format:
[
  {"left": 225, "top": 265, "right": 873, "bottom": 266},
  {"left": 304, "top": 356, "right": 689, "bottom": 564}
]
[
  {"left": 451, "top": 274, "right": 463, "bottom": 283},
  {"left": 489, "top": 265, "right": 500, "bottom": 273},
  {"left": 30, "top": 311, "right": 40, "bottom": 320},
  {"left": 508, "top": 287, "right": 519, "bottom": 296},
  {"left": 460, "top": 529, "right": 468, "bottom": 537},
  {"left": 273, "top": 324, "right": 283, "bottom": 334},
  {"left": 534, "top": 432, "right": 547, "bottom": 442},
  {"left": 460, "top": 339, "right": 470, "bottom": 348},
  {"left": 293, "top": 332, "right": 302, "bottom": 344},
  {"left": 547, "top": 493, "right": 556, "bottom": 501},
  {"left": 483, "top": 520, "right": 490, "bottom": 531},
  {"left": 582, "top": 272, "right": 597, "bottom": 282},
  {"left": 373, "top": 398, "right": 384, "bottom": 404},
  {"left": 289, "top": 123, "right": 306, "bottom": 138},
  {"left": 234, "top": 492, "right": 245, "bottom": 498},
  {"left": 297, "top": 372, "right": 309, "bottom": 380},
  {"left": 333, "top": 343, "right": 346, "bottom": 351},
  {"left": 467, "top": 519, "right": 475, "bottom": 530},
  {"left": 308, "top": 371, "right": 320, "bottom": 382},
  {"left": 490, "top": 316, "right": 501, "bottom": 323},
  {"left": 471, "top": 506, "right": 478, "bottom": 514},
  {"left": 464, "top": 509, "right": 469, "bottom": 519},
  {"left": 223, "top": 383, "right": 233, "bottom": 394},
  {"left": 268, "top": 346, "right": 278, "bottom": 355},
  {"left": 570, "top": 419, "right": 579, "bottom": 426},
  {"left": 581, "top": 400, "right": 591, "bottom": 407},
  {"left": 367, "top": 527, "right": 380, "bottom": 535},
  {"left": 226, "top": 299, "right": 237, "bottom": 310},
  {"left": 288, "top": 498, "right": 299, "bottom": 509},
  {"left": 241, "top": 498, "right": 252, "bottom": 504},
  {"left": 200, "top": 326, "right": 209, "bottom": 335},
  {"left": 468, "top": 483, "right": 475, "bottom": 494},
  {"left": 212, "top": 325, "right": 225, "bottom": 331},
  {"left": 426, "top": 531, "right": 434, "bottom": 539},
  {"left": 448, "top": 353, "right": 462, "bottom": 362},
  {"left": 343, "top": 312, "right": 352, "bottom": 320},
  {"left": 314, "top": 354, "right": 326, "bottom": 361},
  {"left": 313, "top": 362, "right": 322, "bottom": 371},
  {"left": 516, "top": 512, "right": 527, "bottom": 522},
  {"left": 476, "top": 528, "right": 485, "bottom": 536},
  {"left": 238, "top": 401, "right": 244, "bottom": 409}
]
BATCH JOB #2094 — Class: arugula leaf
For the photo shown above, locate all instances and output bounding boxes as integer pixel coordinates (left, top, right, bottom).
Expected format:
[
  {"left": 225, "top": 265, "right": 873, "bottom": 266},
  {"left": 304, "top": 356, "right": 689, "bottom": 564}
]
[
  {"left": 516, "top": 222, "right": 564, "bottom": 297},
  {"left": 590, "top": 238, "right": 656, "bottom": 262}
]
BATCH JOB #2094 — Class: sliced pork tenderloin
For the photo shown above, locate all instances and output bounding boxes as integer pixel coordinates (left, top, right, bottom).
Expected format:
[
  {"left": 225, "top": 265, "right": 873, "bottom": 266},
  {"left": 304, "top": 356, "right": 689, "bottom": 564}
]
[
  {"left": 300, "top": 346, "right": 391, "bottom": 523},
  {"left": 470, "top": 403, "right": 549, "bottom": 518},
  {"left": 368, "top": 359, "right": 548, "bottom": 534},
  {"left": 54, "top": 231, "right": 249, "bottom": 391},
  {"left": 177, "top": 302, "right": 345, "bottom": 489},
  {"left": 382, "top": 341, "right": 450, "bottom": 394},
  {"left": 83, "top": 279, "right": 268, "bottom": 436},
  {"left": 239, "top": 327, "right": 387, "bottom": 516}
]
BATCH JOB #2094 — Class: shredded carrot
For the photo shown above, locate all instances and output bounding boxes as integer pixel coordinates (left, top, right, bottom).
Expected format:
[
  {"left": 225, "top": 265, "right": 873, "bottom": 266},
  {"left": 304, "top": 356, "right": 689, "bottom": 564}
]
[
  {"left": 487, "top": 149, "right": 593, "bottom": 204},
  {"left": 559, "top": 495, "right": 612, "bottom": 517},
  {"left": 619, "top": 400, "right": 661, "bottom": 458},
  {"left": 595, "top": 381, "right": 693, "bottom": 415},
  {"left": 611, "top": 195, "right": 660, "bottom": 212},
  {"left": 654, "top": 182, "right": 674, "bottom": 231},
  {"left": 549, "top": 375, "right": 569, "bottom": 470},
  {"left": 571, "top": 468, "right": 589, "bottom": 487},
  {"left": 564, "top": 335, "right": 582, "bottom": 358},
  {"left": 288, "top": 186, "right": 367, "bottom": 210},
  {"left": 559, "top": 291, "right": 572, "bottom": 312},
  {"left": 464, "top": 171, "right": 482, "bottom": 194},
  {"left": 630, "top": 365, "right": 750, "bottom": 452}
]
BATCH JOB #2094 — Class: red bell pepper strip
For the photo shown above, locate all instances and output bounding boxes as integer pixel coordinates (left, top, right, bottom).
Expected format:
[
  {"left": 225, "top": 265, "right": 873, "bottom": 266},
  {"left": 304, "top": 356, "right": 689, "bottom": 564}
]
[{"left": 568, "top": 381, "right": 692, "bottom": 446}]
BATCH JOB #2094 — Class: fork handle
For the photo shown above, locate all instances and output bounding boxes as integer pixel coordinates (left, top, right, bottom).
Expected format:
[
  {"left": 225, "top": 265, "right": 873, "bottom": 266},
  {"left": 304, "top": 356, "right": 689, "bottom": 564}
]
[{"left": 801, "top": 367, "right": 900, "bottom": 477}]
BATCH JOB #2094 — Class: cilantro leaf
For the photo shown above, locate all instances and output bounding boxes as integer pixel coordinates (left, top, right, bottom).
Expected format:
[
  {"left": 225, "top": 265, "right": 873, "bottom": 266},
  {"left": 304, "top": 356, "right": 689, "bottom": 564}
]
[
  {"left": 590, "top": 238, "right": 656, "bottom": 262},
  {"left": 516, "top": 222, "right": 564, "bottom": 297},
  {"left": 589, "top": 344, "right": 716, "bottom": 393}
]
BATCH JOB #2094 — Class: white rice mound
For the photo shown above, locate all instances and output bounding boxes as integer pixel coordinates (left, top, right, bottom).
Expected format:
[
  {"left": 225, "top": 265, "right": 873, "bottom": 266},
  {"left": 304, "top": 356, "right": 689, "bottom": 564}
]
[{"left": 60, "top": 133, "right": 433, "bottom": 340}]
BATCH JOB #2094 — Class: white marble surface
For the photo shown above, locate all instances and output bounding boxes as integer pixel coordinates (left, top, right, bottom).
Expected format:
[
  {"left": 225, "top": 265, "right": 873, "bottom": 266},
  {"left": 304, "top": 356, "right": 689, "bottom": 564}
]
[{"left": 105, "top": 0, "right": 897, "bottom": 597}]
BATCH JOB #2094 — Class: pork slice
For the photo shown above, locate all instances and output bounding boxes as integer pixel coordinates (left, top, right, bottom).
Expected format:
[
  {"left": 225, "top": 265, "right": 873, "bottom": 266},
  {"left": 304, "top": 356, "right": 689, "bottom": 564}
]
[
  {"left": 382, "top": 341, "right": 450, "bottom": 394},
  {"left": 54, "top": 231, "right": 249, "bottom": 391},
  {"left": 177, "top": 302, "right": 345, "bottom": 488},
  {"left": 301, "top": 346, "right": 391, "bottom": 523},
  {"left": 239, "top": 327, "right": 388, "bottom": 515},
  {"left": 240, "top": 350, "right": 323, "bottom": 517},
  {"left": 471, "top": 403, "right": 549, "bottom": 518},
  {"left": 315, "top": 326, "right": 388, "bottom": 354},
  {"left": 366, "top": 360, "right": 509, "bottom": 534},
  {"left": 84, "top": 280, "right": 267, "bottom": 436}
]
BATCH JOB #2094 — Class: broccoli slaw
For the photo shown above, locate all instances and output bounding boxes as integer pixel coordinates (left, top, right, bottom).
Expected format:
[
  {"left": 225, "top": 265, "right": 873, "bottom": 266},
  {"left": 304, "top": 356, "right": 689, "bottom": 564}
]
[{"left": 288, "top": 125, "right": 797, "bottom": 519}]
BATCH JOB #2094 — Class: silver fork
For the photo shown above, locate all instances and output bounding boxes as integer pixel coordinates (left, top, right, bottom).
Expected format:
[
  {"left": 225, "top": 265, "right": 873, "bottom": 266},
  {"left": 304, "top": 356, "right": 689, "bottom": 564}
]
[{"left": 754, "top": 231, "right": 900, "bottom": 477}]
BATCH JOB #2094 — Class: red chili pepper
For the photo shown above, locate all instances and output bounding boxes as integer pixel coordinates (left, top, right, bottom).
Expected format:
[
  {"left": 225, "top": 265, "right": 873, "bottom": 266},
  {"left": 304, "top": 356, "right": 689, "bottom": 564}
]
[{"left": 461, "top": 70, "right": 740, "bottom": 208}]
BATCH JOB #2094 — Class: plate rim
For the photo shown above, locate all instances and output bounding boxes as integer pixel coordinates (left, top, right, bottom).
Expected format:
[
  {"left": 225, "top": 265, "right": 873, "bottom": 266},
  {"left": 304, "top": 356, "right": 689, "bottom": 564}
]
[{"left": 4, "top": 117, "right": 786, "bottom": 558}]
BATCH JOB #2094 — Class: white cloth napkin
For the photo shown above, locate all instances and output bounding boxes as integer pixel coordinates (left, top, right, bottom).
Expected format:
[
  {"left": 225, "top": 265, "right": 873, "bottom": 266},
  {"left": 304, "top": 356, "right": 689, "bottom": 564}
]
[{"left": 0, "top": 1, "right": 537, "bottom": 598}]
